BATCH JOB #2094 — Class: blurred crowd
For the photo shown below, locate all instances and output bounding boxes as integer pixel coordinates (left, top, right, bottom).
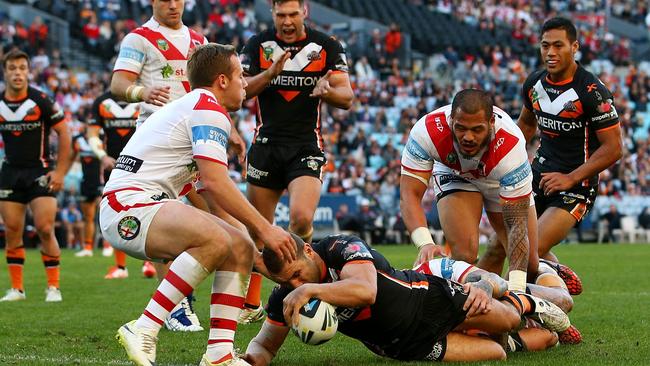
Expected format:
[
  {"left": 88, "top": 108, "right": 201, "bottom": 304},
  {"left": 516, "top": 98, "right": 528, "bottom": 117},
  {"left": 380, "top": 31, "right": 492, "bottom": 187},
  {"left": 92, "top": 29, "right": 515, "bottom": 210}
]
[{"left": 1, "top": 0, "right": 649, "bottom": 246}]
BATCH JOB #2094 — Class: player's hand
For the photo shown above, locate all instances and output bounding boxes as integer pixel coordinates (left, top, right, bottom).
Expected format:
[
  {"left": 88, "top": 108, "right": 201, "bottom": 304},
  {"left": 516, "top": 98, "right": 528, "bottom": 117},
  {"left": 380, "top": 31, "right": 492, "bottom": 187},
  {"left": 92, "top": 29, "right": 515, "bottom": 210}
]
[
  {"left": 142, "top": 86, "right": 171, "bottom": 106},
  {"left": 100, "top": 156, "right": 116, "bottom": 171},
  {"left": 267, "top": 51, "right": 291, "bottom": 79},
  {"left": 228, "top": 128, "right": 247, "bottom": 164},
  {"left": 413, "top": 243, "right": 446, "bottom": 267},
  {"left": 45, "top": 170, "right": 65, "bottom": 192},
  {"left": 310, "top": 70, "right": 333, "bottom": 98},
  {"left": 283, "top": 284, "right": 315, "bottom": 327},
  {"left": 259, "top": 225, "right": 297, "bottom": 262},
  {"left": 539, "top": 172, "right": 577, "bottom": 196},
  {"left": 462, "top": 283, "right": 492, "bottom": 317}
]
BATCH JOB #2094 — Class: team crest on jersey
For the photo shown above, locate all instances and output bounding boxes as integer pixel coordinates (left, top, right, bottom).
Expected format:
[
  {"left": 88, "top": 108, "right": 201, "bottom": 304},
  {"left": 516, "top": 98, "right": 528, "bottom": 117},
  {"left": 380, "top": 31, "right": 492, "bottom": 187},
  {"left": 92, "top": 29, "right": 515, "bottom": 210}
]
[
  {"left": 563, "top": 196, "right": 576, "bottom": 204},
  {"left": 563, "top": 100, "right": 577, "bottom": 112},
  {"left": 531, "top": 89, "right": 540, "bottom": 104},
  {"left": 307, "top": 50, "right": 321, "bottom": 61},
  {"left": 342, "top": 242, "right": 373, "bottom": 261},
  {"left": 263, "top": 46, "right": 274, "bottom": 61},
  {"left": 117, "top": 216, "right": 140, "bottom": 240},
  {"left": 157, "top": 39, "right": 169, "bottom": 51},
  {"left": 445, "top": 152, "right": 458, "bottom": 165},
  {"left": 161, "top": 64, "right": 173, "bottom": 79}
]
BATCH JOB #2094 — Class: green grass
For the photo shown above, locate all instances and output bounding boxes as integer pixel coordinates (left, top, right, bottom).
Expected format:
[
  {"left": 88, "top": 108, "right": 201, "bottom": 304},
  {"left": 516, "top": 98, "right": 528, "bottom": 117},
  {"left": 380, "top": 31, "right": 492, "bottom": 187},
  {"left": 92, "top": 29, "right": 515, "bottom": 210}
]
[{"left": 0, "top": 244, "right": 649, "bottom": 365}]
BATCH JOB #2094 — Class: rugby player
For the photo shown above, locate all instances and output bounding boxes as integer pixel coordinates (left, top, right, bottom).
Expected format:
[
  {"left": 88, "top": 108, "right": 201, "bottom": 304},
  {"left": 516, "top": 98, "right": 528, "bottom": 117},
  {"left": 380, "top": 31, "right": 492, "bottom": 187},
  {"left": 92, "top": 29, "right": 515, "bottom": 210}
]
[
  {"left": 400, "top": 89, "right": 538, "bottom": 292},
  {"left": 102, "top": 44, "right": 295, "bottom": 366},
  {"left": 0, "top": 50, "right": 70, "bottom": 302},
  {"left": 481, "top": 17, "right": 622, "bottom": 294},
  {"left": 238, "top": 0, "right": 353, "bottom": 323}
]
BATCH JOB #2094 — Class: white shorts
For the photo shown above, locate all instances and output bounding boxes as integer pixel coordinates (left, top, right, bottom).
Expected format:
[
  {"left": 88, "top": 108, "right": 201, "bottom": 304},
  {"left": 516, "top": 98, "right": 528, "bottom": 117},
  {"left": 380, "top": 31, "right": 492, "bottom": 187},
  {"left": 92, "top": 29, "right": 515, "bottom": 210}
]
[
  {"left": 99, "top": 188, "right": 172, "bottom": 261},
  {"left": 432, "top": 165, "right": 533, "bottom": 212}
]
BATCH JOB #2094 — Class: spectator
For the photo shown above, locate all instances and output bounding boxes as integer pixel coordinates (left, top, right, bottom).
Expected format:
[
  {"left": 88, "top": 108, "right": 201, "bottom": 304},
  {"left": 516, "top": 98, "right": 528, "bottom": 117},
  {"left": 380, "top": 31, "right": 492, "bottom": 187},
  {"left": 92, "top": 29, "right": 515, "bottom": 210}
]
[
  {"left": 384, "top": 23, "right": 402, "bottom": 58},
  {"left": 600, "top": 204, "right": 623, "bottom": 243},
  {"left": 639, "top": 207, "right": 650, "bottom": 229},
  {"left": 28, "top": 16, "right": 48, "bottom": 50}
]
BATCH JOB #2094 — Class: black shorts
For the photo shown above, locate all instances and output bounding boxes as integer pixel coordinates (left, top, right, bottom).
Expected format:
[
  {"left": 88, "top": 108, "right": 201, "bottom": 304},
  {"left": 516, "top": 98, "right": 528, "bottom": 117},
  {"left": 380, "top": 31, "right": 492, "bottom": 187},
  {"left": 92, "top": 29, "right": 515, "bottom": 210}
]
[
  {"left": 80, "top": 179, "right": 102, "bottom": 202},
  {"left": 246, "top": 142, "right": 325, "bottom": 190},
  {"left": 532, "top": 169, "right": 597, "bottom": 222},
  {"left": 0, "top": 164, "right": 55, "bottom": 204},
  {"left": 394, "top": 275, "right": 468, "bottom": 361}
]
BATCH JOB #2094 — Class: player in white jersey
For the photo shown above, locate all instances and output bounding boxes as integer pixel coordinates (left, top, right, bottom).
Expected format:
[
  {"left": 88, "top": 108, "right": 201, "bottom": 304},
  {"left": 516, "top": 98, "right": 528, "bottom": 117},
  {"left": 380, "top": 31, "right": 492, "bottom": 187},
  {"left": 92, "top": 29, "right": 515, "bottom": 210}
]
[
  {"left": 400, "top": 89, "right": 539, "bottom": 292},
  {"left": 102, "top": 44, "right": 295, "bottom": 366}
]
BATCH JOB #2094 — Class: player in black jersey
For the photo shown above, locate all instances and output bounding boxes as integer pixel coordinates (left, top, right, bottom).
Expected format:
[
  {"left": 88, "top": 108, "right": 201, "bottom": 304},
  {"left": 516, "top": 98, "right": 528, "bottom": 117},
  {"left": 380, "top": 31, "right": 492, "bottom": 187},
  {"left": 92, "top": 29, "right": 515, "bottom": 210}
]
[
  {"left": 481, "top": 18, "right": 622, "bottom": 292},
  {"left": 243, "top": 234, "right": 570, "bottom": 364},
  {"left": 0, "top": 50, "right": 71, "bottom": 302},
  {"left": 238, "top": 0, "right": 353, "bottom": 323}
]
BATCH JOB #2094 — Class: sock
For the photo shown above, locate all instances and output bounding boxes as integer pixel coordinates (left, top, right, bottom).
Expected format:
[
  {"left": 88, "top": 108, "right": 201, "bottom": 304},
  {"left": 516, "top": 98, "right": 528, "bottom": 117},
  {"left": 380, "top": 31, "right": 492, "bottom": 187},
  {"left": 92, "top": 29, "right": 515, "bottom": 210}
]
[
  {"left": 244, "top": 272, "right": 262, "bottom": 309},
  {"left": 6, "top": 247, "right": 25, "bottom": 291},
  {"left": 206, "top": 271, "right": 248, "bottom": 363},
  {"left": 500, "top": 291, "right": 533, "bottom": 315},
  {"left": 115, "top": 250, "right": 127, "bottom": 270},
  {"left": 508, "top": 270, "right": 527, "bottom": 292},
  {"left": 41, "top": 252, "right": 60, "bottom": 288},
  {"left": 83, "top": 239, "right": 93, "bottom": 251},
  {"left": 103, "top": 240, "right": 111, "bottom": 249},
  {"left": 135, "top": 252, "right": 209, "bottom": 332}
]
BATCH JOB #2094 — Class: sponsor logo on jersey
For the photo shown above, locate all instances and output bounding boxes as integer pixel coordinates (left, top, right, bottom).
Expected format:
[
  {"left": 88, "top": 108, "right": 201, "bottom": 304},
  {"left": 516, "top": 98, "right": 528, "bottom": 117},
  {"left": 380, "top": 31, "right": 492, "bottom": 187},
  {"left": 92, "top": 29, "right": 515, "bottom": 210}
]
[
  {"left": 247, "top": 164, "right": 269, "bottom": 180},
  {"left": 0, "top": 189, "right": 13, "bottom": 198},
  {"left": 535, "top": 115, "right": 584, "bottom": 132},
  {"left": 563, "top": 196, "right": 576, "bottom": 204},
  {"left": 0, "top": 121, "right": 42, "bottom": 132},
  {"left": 425, "top": 341, "right": 445, "bottom": 361},
  {"left": 500, "top": 162, "right": 532, "bottom": 189},
  {"left": 115, "top": 154, "right": 144, "bottom": 173},
  {"left": 587, "top": 83, "right": 597, "bottom": 93},
  {"left": 191, "top": 125, "right": 229, "bottom": 149},
  {"left": 270, "top": 75, "right": 320, "bottom": 87},
  {"left": 405, "top": 137, "right": 432, "bottom": 163},
  {"left": 156, "top": 39, "right": 169, "bottom": 51},
  {"left": 440, "top": 258, "right": 455, "bottom": 280},
  {"left": 151, "top": 192, "right": 169, "bottom": 201},
  {"left": 545, "top": 87, "right": 562, "bottom": 95},
  {"left": 342, "top": 242, "right": 373, "bottom": 261},
  {"left": 117, "top": 216, "right": 140, "bottom": 240},
  {"left": 597, "top": 100, "right": 613, "bottom": 113},
  {"left": 105, "top": 119, "right": 137, "bottom": 129},
  {"left": 438, "top": 174, "right": 469, "bottom": 186},
  {"left": 161, "top": 64, "right": 173, "bottom": 79},
  {"left": 118, "top": 47, "right": 145, "bottom": 63}
]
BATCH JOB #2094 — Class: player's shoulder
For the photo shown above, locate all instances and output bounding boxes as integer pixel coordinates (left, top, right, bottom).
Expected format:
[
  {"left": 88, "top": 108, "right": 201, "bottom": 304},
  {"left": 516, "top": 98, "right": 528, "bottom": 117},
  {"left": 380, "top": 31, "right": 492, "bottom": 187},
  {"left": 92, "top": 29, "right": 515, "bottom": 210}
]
[
  {"left": 492, "top": 106, "right": 520, "bottom": 136},
  {"left": 523, "top": 68, "right": 546, "bottom": 89},
  {"left": 308, "top": 28, "right": 343, "bottom": 48},
  {"left": 28, "top": 86, "right": 55, "bottom": 104},
  {"left": 574, "top": 64, "right": 612, "bottom": 95},
  {"left": 250, "top": 28, "right": 274, "bottom": 44},
  {"left": 189, "top": 90, "right": 231, "bottom": 124}
]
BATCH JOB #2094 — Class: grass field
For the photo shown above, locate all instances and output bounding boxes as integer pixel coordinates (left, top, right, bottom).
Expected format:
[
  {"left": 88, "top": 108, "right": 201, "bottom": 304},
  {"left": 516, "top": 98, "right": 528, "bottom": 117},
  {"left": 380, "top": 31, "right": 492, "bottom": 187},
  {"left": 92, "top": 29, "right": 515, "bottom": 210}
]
[{"left": 0, "top": 243, "right": 649, "bottom": 366}]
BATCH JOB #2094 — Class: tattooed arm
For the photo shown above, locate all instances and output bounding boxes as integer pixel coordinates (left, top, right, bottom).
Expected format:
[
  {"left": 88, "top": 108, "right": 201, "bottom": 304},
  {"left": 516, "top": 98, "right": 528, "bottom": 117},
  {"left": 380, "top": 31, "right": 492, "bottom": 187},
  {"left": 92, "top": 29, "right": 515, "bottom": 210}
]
[
  {"left": 464, "top": 269, "right": 508, "bottom": 299},
  {"left": 501, "top": 196, "right": 530, "bottom": 291}
]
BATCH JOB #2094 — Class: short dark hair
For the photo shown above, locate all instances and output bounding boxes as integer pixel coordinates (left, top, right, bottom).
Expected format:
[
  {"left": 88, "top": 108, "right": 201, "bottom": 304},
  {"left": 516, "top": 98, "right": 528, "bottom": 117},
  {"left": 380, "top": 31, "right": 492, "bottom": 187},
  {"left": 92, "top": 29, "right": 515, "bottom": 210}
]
[
  {"left": 2, "top": 49, "right": 30, "bottom": 70},
  {"left": 263, "top": 232, "right": 305, "bottom": 275},
  {"left": 187, "top": 43, "right": 237, "bottom": 89},
  {"left": 272, "top": 0, "right": 304, "bottom": 6},
  {"left": 540, "top": 17, "right": 578, "bottom": 43},
  {"left": 451, "top": 89, "right": 493, "bottom": 120}
]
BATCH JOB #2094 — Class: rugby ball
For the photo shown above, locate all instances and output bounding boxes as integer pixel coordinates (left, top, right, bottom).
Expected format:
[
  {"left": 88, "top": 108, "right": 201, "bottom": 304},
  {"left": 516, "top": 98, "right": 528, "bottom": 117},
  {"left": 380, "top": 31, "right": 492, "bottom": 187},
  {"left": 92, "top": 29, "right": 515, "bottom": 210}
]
[{"left": 291, "top": 298, "right": 338, "bottom": 345}]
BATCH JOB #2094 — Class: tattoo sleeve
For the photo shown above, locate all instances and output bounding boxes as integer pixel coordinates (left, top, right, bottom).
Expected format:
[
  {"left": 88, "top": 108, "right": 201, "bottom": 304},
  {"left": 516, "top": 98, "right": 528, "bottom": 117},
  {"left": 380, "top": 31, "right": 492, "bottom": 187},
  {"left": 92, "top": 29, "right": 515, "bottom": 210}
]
[
  {"left": 501, "top": 197, "right": 530, "bottom": 274},
  {"left": 465, "top": 270, "right": 508, "bottom": 298}
]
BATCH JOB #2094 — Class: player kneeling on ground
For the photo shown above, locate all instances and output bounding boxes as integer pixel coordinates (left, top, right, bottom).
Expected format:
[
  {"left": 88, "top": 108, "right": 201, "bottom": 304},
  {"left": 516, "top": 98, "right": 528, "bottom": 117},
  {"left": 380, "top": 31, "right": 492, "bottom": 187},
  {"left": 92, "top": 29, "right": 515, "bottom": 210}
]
[
  {"left": 99, "top": 43, "right": 296, "bottom": 366},
  {"left": 243, "top": 234, "right": 569, "bottom": 365}
]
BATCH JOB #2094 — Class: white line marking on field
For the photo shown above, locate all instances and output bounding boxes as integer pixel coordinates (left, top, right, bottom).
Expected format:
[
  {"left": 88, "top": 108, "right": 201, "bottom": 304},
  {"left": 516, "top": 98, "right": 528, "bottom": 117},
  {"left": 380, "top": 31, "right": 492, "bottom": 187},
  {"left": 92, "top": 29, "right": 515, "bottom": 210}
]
[{"left": 0, "top": 354, "right": 197, "bottom": 366}]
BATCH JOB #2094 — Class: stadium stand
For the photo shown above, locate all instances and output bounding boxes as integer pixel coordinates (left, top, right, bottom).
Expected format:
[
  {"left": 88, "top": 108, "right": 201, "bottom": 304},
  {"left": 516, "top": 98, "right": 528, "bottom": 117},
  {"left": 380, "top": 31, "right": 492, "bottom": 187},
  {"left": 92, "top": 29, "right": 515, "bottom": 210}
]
[{"left": 0, "top": 0, "right": 649, "bottom": 246}]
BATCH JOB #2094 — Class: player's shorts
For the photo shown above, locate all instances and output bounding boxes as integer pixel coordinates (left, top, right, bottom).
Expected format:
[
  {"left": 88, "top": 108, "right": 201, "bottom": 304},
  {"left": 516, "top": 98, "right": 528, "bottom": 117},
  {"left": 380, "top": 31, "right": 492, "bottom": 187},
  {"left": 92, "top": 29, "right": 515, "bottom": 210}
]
[
  {"left": 99, "top": 188, "right": 171, "bottom": 261},
  {"left": 246, "top": 142, "right": 325, "bottom": 190},
  {"left": 432, "top": 164, "right": 533, "bottom": 212},
  {"left": 0, "top": 164, "right": 55, "bottom": 204},
  {"left": 80, "top": 173, "right": 103, "bottom": 202},
  {"left": 390, "top": 275, "right": 468, "bottom": 361},
  {"left": 532, "top": 169, "right": 596, "bottom": 222}
]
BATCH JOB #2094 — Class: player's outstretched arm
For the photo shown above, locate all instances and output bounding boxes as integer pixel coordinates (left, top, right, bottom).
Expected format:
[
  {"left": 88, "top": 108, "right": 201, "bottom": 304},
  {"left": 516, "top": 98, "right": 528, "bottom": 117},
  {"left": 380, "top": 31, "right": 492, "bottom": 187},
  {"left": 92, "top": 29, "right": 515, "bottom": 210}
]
[
  {"left": 244, "top": 321, "right": 290, "bottom": 366},
  {"left": 463, "top": 269, "right": 508, "bottom": 299},
  {"left": 400, "top": 170, "right": 446, "bottom": 265},
  {"left": 195, "top": 159, "right": 296, "bottom": 261},
  {"left": 501, "top": 195, "right": 530, "bottom": 291}
]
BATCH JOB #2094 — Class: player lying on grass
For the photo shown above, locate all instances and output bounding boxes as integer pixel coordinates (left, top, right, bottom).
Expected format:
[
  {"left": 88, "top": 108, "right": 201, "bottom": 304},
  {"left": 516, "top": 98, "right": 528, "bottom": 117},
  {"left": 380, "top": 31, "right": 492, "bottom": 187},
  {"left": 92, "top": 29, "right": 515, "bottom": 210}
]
[
  {"left": 243, "top": 234, "right": 570, "bottom": 365},
  {"left": 415, "top": 257, "right": 581, "bottom": 349}
]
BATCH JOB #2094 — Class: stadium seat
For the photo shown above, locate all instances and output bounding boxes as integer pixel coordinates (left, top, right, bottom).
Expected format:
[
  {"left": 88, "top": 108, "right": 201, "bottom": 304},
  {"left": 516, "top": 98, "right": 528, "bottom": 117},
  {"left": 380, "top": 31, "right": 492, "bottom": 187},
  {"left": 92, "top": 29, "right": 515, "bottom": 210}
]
[{"left": 613, "top": 216, "right": 645, "bottom": 243}]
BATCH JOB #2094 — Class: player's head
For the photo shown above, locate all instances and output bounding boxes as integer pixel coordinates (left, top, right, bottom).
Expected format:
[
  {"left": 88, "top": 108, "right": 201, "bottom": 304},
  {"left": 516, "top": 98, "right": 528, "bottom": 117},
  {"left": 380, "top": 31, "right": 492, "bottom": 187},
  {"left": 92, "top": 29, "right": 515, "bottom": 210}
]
[
  {"left": 2, "top": 49, "right": 30, "bottom": 94},
  {"left": 188, "top": 43, "right": 248, "bottom": 112},
  {"left": 272, "top": 0, "right": 307, "bottom": 44},
  {"left": 540, "top": 17, "right": 578, "bottom": 79},
  {"left": 450, "top": 89, "right": 495, "bottom": 157},
  {"left": 152, "top": 0, "right": 184, "bottom": 30},
  {"left": 263, "top": 233, "right": 322, "bottom": 288}
]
